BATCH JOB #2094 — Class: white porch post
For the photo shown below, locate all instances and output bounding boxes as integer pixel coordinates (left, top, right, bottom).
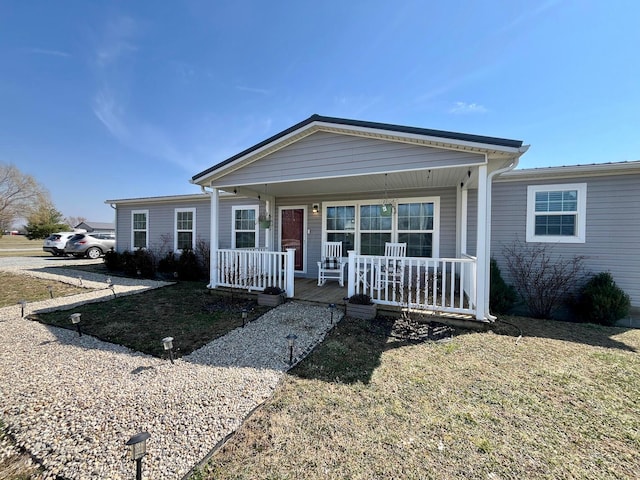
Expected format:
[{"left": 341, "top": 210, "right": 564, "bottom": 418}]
[
  {"left": 475, "top": 164, "right": 488, "bottom": 320},
  {"left": 347, "top": 250, "right": 356, "bottom": 298},
  {"left": 209, "top": 187, "right": 220, "bottom": 289},
  {"left": 285, "top": 248, "right": 295, "bottom": 297},
  {"left": 456, "top": 184, "right": 468, "bottom": 257}
]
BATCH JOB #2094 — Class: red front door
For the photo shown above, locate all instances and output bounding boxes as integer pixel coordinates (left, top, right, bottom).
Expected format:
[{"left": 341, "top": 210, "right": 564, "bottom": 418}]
[{"left": 280, "top": 208, "right": 304, "bottom": 271}]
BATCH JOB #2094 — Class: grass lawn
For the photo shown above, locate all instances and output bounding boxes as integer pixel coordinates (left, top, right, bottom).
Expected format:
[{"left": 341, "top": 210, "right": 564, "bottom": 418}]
[
  {"left": 197, "top": 315, "right": 640, "bottom": 480},
  {"left": 30, "top": 281, "right": 271, "bottom": 358},
  {"left": 0, "top": 271, "right": 89, "bottom": 308},
  {"left": 0, "top": 235, "right": 46, "bottom": 257}
]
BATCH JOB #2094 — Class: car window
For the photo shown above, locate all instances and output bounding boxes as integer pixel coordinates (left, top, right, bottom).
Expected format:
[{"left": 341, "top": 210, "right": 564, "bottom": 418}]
[{"left": 68, "top": 234, "right": 85, "bottom": 241}]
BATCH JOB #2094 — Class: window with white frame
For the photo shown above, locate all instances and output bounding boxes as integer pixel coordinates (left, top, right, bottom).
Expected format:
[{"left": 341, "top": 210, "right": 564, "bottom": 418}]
[
  {"left": 132, "top": 210, "right": 148, "bottom": 249},
  {"left": 526, "top": 183, "right": 587, "bottom": 243},
  {"left": 232, "top": 206, "right": 259, "bottom": 248},
  {"left": 175, "top": 208, "right": 195, "bottom": 251},
  {"left": 323, "top": 198, "right": 439, "bottom": 257}
]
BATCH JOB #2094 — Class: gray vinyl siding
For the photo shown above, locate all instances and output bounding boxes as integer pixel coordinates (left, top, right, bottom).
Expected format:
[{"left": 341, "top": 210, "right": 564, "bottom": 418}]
[
  {"left": 213, "top": 131, "right": 484, "bottom": 187},
  {"left": 491, "top": 173, "right": 640, "bottom": 308}
]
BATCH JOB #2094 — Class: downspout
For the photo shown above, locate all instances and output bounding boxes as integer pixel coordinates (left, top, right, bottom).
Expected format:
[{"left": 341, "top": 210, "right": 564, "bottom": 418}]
[{"left": 484, "top": 146, "right": 529, "bottom": 320}]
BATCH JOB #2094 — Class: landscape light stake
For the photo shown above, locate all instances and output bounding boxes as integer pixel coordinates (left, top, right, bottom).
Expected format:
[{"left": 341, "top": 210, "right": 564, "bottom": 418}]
[
  {"left": 47, "top": 285, "right": 53, "bottom": 299},
  {"left": 328, "top": 303, "right": 336, "bottom": 324},
  {"left": 162, "top": 337, "right": 175, "bottom": 364},
  {"left": 70, "top": 313, "right": 82, "bottom": 337},
  {"left": 242, "top": 308, "right": 248, "bottom": 328},
  {"left": 106, "top": 277, "right": 116, "bottom": 297},
  {"left": 126, "top": 431, "right": 150, "bottom": 480},
  {"left": 18, "top": 300, "right": 27, "bottom": 318},
  {"left": 285, "top": 333, "right": 297, "bottom": 365},
  {"left": 78, "top": 275, "right": 83, "bottom": 286}
]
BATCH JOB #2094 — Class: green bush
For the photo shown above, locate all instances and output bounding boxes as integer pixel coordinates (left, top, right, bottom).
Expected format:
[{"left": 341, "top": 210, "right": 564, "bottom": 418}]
[
  {"left": 158, "top": 252, "right": 178, "bottom": 274},
  {"left": 348, "top": 293, "right": 373, "bottom": 305},
  {"left": 121, "top": 249, "right": 156, "bottom": 278},
  {"left": 574, "top": 272, "right": 630, "bottom": 325},
  {"left": 177, "top": 249, "right": 202, "bottom": 281},
  {"left": 490, "top": 258, "right": 517, "bottom": 314},
  {"left": 103, "top": 249, "right": 122, "bottom": 271}
]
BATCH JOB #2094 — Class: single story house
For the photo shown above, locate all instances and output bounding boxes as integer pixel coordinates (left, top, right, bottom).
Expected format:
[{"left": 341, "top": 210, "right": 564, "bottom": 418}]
[
  {"left": 106, "top": 115, "right": 639, "bottom": 320},
  {"left": 74, "top": 221, "right": 115, "bottom": 234}
]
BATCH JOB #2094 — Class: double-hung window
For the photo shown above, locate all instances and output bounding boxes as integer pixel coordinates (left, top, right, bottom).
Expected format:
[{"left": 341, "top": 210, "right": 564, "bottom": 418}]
[
  {"left": 323, "top": 197, "right": 439, "bottom": 257},
  {"left": 232, "top": 206, "right": 259, "bottom": 248},
  {"left": 175, "top": 208, "right": 195, "bottom": 251},
  {"left": 526, "top": 183, "right": 587, "bottom": 243},
  {"left": 132, "top": 210, "right": 148, "bottom": 249}
]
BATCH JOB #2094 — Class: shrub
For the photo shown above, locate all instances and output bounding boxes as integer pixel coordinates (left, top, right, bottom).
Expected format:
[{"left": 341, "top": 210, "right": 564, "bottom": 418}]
[
  {"left": 503, "top": 240, "right": 586, "bottom": 319},
  {"left": 177, "top": 249, "right": 202, "bottom": 281},
  {"left": 573, "top": 272, "right": 630, "bottom": 325},
  {"left": 121, "top": 249, "right": 156, "bottom": 278},
  {"left": 103, "top": 249, "right": 122, "bottom": 271},
  {"left": 158, "top": 252, "right": 178, "bottom": 274},
  {"left": 490, "top": 258, "right": 517, "bottom": 314},
  {"left": 263, "top": 286, "right": 283, "bottom": 295},
  {"left": 348, "top": 293, "right": 373, "bottom": 305}
]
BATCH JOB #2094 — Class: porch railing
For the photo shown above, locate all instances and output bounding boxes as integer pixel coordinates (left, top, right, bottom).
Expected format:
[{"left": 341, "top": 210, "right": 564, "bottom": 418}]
[
  {"left": 216, "top": 248, "right": 295, "bottom": 297},
  {"left": 348, "top": 252, "right": 477, "bottom": 316}
]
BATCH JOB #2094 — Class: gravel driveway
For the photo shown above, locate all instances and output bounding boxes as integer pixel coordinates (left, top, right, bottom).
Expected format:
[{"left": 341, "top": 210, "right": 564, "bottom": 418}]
[{"left": 0, "top": 257, "right": 342, "bottom": 479}]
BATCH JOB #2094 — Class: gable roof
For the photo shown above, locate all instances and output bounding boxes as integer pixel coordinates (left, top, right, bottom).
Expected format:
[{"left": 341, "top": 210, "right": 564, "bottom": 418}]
[{"left": 191, "top": 114, "right": 525, "bottom": 184}]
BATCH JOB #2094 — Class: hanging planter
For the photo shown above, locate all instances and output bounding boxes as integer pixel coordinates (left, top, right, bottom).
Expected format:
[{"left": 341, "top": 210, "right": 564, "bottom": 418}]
[
  {"left": 259, "top": 218, "right": 272, "bottom": 229},
  {"left": 380, "top": 204, "right": 393, "bottom": 217}
]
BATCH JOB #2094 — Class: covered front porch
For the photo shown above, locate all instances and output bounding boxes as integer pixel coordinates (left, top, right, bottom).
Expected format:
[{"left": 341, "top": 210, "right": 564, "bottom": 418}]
[{"left": 192, "top": 115, "right": 528, "bottom": 322}]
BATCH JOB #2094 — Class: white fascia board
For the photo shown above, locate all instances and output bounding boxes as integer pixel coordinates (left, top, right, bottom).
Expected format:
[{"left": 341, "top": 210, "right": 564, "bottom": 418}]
[
  {"left": 497, "top": 160, "right": 640, "bottom": 182},
  {"left": 105, "top": 192, "right": 235, "bottom": 205}
]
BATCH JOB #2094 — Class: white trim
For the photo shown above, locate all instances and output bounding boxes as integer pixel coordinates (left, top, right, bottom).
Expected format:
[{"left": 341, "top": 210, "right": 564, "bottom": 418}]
[
  {"left": 278, "top": 205, "right": 308, "bottom": 274},
  {"left": 321, "top": 196, "right": 440, "bottom": 258},
  {"left": 174, "top": 207, "right": 196, "bottom": 252},
  {"left": 498, "top": 161, "right": 640, "bottom": 182},
  {"left": 526, "top": 183, "right": 587, "bottom": 243},
  {"left": 231, "top": 205, "right": 259, "bottom": 248},
  {"left": 131, "top": 209, "right": 149, "bottom": 249}
]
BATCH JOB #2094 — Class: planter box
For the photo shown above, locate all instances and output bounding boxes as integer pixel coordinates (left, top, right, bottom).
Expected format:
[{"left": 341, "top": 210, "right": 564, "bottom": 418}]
[
  {"left": 258, "top": 293, "right": 284, "bottom": 307},
  {"left": 346, "top": 302, "right": 377, "bottom": 320}
]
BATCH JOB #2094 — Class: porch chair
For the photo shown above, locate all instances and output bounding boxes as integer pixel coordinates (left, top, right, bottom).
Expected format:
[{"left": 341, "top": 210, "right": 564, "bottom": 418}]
[
  {"left": 376, "top": 242, "right": 407, "bottom": 289},
  {"left": 317, "top": 241, "right": 346, "bottom": 287}
]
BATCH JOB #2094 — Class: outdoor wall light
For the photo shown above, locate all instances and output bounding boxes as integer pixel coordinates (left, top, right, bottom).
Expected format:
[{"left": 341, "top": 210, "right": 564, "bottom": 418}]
[
  {"left": 47, "top": 285, "right": 53, "bottom": 298},
  {"left": 328, "top": 303, "right": 336, "bottom": 324},
  {"left": 285, "top": 333, "right": 298, "bottom": 365},
  {"left": 242, "top": 308, "right": 248, "bottom": 328},
  {"left": 18, "top": 300, "right": 27, "bottom": 318},
  {"left": 126, "top": 431, "right": 151, "bottom": 480},
  {"left": 312, "top": 203, "right": 319, "bottom": 214},
  {"left": 69, "top": 313, "right": 82, "bottom": 337},
  {"left": 162, "top": 337, "right": 175, "bottom": 364}
]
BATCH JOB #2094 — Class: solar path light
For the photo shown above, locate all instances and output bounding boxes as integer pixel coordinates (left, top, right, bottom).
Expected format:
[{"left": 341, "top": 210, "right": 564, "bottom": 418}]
[
  {"left": 106, "top": 277, "right": 116, "bottom": 297},
  {"left": 285, "top": 333, "right": 297, "bottom": 365},
  {"left": 18, "top": 300, "right": 27, "bottom": 318},
  {"left": 126, "top": 431, "right": 150, "bottom": 480},
  {"left": 47, "top": 285, "right": 53, "bottom": 298},
  {"left": 162, "top": 337, "right": 175, "bottom": 364},
  {"left": 69, "top": 313, "right": 82, "bottom": 337},
  {"left": 242, "top": 308, "right": 248, "bottom": 328},
  {"left": 328, "top": 303, "right": 336, "bottom": 324}
]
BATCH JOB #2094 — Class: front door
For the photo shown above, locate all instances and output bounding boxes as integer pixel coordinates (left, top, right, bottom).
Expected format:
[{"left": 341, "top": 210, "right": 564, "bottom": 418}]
[{"left": 280, "top": 207, "right": 305, "bottom": 271}]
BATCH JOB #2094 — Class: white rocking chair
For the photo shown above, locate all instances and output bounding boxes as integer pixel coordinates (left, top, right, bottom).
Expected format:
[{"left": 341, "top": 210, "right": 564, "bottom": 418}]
[
  {"left": 376, "top": 242, "right": 407, "bottom": 289},
  {"left": 317, "top": 241, "right": 346, "bottom": 287}
]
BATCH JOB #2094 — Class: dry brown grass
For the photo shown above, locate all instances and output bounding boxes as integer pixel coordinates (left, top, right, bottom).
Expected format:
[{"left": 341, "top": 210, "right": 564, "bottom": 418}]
[
  {"left": 0, "top": 271, "right": 88, "bottom": 308},
  {"left": 199, "top": 316, "right": 640, "bottom": 479}
]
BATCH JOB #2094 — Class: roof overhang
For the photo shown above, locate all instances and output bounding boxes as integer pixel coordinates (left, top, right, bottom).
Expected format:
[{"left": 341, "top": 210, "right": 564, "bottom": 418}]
[
  {"left": 497, "top": 160, "right": 640, "bottom": 182},
  {"left": 191, "top": 115, "right": 527, "bottom": 187}
]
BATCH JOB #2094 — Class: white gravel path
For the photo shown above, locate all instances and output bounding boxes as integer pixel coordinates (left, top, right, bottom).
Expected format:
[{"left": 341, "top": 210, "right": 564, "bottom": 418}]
[{"left": 0, "top": 257, "right": 342, "bottom": 479}]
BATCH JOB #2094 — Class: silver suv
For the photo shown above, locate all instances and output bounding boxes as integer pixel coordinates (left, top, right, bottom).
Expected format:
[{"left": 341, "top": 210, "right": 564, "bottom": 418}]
[{"left": 64, "top": 233, "right": 116, "bottom": 259}]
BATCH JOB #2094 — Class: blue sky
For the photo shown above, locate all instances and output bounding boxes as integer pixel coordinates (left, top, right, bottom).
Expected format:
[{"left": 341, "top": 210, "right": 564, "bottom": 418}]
[{"left": 1, "top": 1, "right": 638, "bottom": 223}]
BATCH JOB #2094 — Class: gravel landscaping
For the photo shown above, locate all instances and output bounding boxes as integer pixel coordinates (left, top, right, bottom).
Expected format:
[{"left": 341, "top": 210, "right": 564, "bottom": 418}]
[{"left": 0, "top": 258, "right": 343, "bottom": 479}]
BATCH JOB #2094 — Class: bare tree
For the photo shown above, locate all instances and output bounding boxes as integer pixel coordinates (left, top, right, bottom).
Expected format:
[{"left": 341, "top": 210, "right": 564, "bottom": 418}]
[
  {"left": 0, "top": 164, "right": 48, "bottom": 232},
  {"left": 65, "top": 216, "right": 88, "bottom": 229}
]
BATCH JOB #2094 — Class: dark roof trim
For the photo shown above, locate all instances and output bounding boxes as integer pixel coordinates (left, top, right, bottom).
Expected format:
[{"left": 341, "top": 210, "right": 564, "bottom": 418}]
[{"left": 192, "top": 114, "right": 524, "bottom": 182}]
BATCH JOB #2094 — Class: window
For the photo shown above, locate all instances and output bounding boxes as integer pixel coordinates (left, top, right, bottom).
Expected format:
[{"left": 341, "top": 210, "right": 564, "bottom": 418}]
[
  {"left": 132, "top": 210, "right": 148, "bottom": 249},
  {"left": 232, "top": 206, "right": 259, "bottom": 248},
  {"left": 526, "top": 183, "right": 587, "bottom": 243},
  {"left": 175, "top": 208, "right": 195, "bottom": 251},
  {"left": 323, "top": 198, "right": 439, "bottom": 257}
]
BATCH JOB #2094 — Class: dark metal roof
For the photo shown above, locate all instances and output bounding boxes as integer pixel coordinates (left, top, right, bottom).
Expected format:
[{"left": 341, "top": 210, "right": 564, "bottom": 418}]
[{"left": 192, "top": 114, "right": 524, "bottom": 182}]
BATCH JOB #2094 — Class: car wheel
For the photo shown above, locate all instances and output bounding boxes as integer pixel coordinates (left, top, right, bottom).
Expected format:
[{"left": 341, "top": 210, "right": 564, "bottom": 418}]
[{"left": 86, "top": 247, "right": 102, "bottom": 259}]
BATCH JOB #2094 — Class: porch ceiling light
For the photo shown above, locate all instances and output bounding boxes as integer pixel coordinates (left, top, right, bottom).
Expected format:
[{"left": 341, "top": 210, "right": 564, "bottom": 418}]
[
  {"left": 162, "top": 336, "right": 175, "bottom": 364},
  {"left": 69, "top": 313, "right": 82, "bottom": 337}
]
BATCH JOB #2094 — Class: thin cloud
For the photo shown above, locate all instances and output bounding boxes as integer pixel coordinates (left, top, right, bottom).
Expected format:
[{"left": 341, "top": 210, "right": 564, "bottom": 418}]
[
  {"left": 449, "top": 101, "right": 488, "bottom": 114},
  {"left": 95, "top": 16, "right": 138, "bottom": 68},
  {"left": 236, "top": 85, "right": 271, "bottom": 95},
  {"left": 24, "top": 47, "right": 71, "bottom": 58}
]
